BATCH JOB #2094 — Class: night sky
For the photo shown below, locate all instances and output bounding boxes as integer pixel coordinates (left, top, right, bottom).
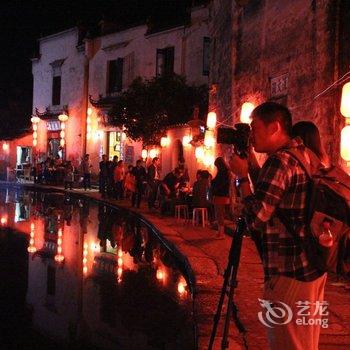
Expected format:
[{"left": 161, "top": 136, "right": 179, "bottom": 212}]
[{"left": 0, "top": 0, "right": 195, "bottom": 134}]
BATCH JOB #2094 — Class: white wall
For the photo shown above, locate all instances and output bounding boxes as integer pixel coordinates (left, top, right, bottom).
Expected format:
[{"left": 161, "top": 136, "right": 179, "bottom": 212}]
[{"left": 32, "top": 28, "right": 86, "bottom": 164}]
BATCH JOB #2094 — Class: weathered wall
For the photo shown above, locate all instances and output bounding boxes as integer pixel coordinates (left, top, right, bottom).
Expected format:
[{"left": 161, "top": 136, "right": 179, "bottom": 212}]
[
  {"left": 32, "top": 28, "right": 86, "bottom": 165},
  {"left": 208, "top": 0, "right": 233, "bottom": 123},
  {"left": 211, "top": 0, "right": 350, "bottom": 169}
]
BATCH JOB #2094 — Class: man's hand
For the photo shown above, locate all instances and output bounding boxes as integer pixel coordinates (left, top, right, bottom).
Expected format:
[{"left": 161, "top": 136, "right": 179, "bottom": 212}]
[{"left": 229, "top": 154, "right": 249, "bottom": 178}]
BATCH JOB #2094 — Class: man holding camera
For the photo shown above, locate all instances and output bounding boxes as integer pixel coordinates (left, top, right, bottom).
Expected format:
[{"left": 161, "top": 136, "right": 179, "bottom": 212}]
[{"left": 229, "top": 102, "right": 326, "bottom": 350}]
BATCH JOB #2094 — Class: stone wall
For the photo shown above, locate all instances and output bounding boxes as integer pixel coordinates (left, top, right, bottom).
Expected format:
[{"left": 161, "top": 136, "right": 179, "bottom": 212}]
[
  {"left": 210, "top": 0, "right": 350, "bottom": 167},
  {"left": 208, "top": 0, "right": 234, "bottom": 123}
]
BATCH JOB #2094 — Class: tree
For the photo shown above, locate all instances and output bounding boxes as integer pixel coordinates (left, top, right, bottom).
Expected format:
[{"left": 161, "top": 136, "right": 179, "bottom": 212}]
[{"left": 108, "top": 74, "right": 208, "bottom": 145}]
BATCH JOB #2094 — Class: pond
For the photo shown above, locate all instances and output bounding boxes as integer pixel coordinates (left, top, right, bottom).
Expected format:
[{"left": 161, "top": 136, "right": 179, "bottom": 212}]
[{"left": 0, "top": 189, "right": 195, "bottom": 349}]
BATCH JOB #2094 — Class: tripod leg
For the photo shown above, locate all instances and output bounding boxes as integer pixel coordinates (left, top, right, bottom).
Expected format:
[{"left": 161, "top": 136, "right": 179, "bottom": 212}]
[
  {"left": 208, "top": 262, "right": 233, "bottom": 350},
  {"left": 208, "top": 217, "right": 246, "bottom": 350},
  {"left": 221, "top": 222, "right": 246, "bottom": 349},
  {"left": 221, "top": 266, "right": 235, "bottom": 349}
]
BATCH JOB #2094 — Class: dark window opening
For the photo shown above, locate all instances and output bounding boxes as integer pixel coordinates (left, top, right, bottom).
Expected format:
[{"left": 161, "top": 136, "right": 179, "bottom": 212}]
[
  {"left": 156, "top": 47, "right": 174, "bottom": 77},
  {"left": 52, "top": 76, "right": 61, "bottom": 106},
  {"left": 108, "top": 58, "right": 124, "bottom": 93},
  {"left": 203, "top": 37, "right": 210, "bottom": 76}
]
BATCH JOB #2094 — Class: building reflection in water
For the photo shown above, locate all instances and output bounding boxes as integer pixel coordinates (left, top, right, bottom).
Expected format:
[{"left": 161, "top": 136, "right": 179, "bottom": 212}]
[{"left": 0, "top": 189, "right": 194, "bottom": 349}]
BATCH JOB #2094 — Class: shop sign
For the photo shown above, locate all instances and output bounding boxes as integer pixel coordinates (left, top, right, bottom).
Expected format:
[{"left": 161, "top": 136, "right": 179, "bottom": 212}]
[{"left": 47, "top": 120, "right": 61, "bottom": 131}]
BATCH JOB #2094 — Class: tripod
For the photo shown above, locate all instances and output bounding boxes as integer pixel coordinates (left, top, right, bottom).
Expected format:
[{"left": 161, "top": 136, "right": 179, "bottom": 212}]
[{"left": 208, "top": 217, "right": 247, "bottom": 350}]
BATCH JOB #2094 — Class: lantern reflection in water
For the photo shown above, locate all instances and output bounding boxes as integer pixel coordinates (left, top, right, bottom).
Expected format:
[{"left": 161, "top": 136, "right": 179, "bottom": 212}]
[
  {"left": 54, "top": 227, "right": 64, "bottom": 263},
  {"left": 83, "top": 242, "right": 88, "bottom": 275},
  {"left": 27, "top": 222, "right": 37, "bottom": 253}
]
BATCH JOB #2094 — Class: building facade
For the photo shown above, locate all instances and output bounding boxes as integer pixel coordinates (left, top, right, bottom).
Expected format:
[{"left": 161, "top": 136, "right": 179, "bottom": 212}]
[{"left": 17, "top": 4, "right": 209, "bottom": 180}]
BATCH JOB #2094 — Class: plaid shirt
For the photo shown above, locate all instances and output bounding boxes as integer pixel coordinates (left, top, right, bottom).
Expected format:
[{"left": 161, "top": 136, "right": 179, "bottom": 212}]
[{"left": 243, "top": 138, "right": 322, "bottom": 281}]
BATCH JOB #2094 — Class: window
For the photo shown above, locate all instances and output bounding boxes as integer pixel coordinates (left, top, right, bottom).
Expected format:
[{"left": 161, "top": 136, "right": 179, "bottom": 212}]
[
  {"left": 203, "top": 37, "right": 210, "bottom": 76},
  {"left": 123, "top": 52, "right": 135, "bottom": 89},
  {"left": 50, "top": 59, "right": 64, "bottom": 106},
  {"left": 156, "top": 46, "right": 174, "bottom": 77},
  {"left": 108, "top": 58, "right": 123, "bottom": 93},
  {"left": 52, "top": 76, "right": 61, "bottom": 105}
]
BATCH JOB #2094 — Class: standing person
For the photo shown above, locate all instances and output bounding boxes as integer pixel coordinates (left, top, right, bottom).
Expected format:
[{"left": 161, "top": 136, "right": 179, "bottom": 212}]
[
  {"left": 124, "top": 165, "right": 135, "bottom": 199},
  {"left": 229, "top": 102, "right": 326, "bottom": 350},
  {"left": 131, "top": 160, "right": 147, "bottom": 208},
  {"left": 80, "top": 154, "right": 92, "bottom": 191},
  {"left": 64, "top": 161, "right": 74, "bottom": 190},
  {"left": 147, "top": 157, "right": 161, "bottom": 209},
  {"left": 210, "top": 157, "right": 231, "bottom": 239},
  {"left": 114, "top": 160, "right": 125, "bottom": 200},
  {"left": 108, "top": 155, "right": 119, "bottom": 196},
  {"left": 99, "top": 154, "right": 109, "bottom": 196}
]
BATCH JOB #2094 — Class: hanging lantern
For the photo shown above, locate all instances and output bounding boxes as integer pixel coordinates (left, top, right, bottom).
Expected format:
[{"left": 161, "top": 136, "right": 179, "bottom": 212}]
[
  {"left": 31, "top": 116, "right": 40, "bottom": 147},
  {"left": 206, "top": 111, "right": 217, "bottom": 129},
  {"left": 240, "top": 102, "right": 255, "bottom": 123},
  {"left": 30, "top": 116, "right": 40, "bottom": 124},
  {"left": 149, "top": 148, "right": 158, "bottom": 159},
  {"left": 58, "top": 113, "right": 69, "bottom": 122},
  {"left": 60, "top": 130, "right": 65, "bottom": 138},
  {"left": 141, "top": 149, "right": 148, "bottom": 159},
  {"left": 182, "top": 135, "right": 191, "bottom": 147},
  {"left": 341, "top": 124, "right": 350, "bottom": 163},
  {"left": 203, "top": 150, "right": 215, "bottom": 167},
  {"left": 177, "top": 281, "right": 186, "bottom": 295},
  {"left": 87, "top": 107, "right": 92, "bottom": 116},
  {"left": 340, "top": 82, "right": 350, "bottom": 118},
  {"left": 204, "top": 130, "right": 215, "bottom": 148},
  {"left": 160, "top": 136, "right": 169, "bottom": 147},
  {"left": 156, "top": 269, "right": 164, "bottom": 281},
  {"left": 60, "top": 139, "right": 65, "bottom": 147},
  {"left": 195, "top": 146, "right": 204, "bottom": 160},
  {"left": 2, "top": 143, "right": 9, "bottom": 151}
]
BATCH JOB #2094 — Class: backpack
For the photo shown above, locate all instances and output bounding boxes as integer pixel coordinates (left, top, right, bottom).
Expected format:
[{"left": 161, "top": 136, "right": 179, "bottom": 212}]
[{"left": 277, "top": 147, "right": 350, "bottom": 275}]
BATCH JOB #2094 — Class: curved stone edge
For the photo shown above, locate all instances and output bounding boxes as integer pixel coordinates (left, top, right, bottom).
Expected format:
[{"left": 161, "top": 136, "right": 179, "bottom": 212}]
[{"left": 0, "top": 182, "right": 197, "bottom": 294}]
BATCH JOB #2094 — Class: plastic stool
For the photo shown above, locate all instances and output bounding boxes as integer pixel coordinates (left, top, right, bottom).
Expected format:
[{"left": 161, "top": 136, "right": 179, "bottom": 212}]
[
  {"left": 175, "top": 204, "right": 189, "bottom": 222},
  {"left": 192, "top": 207, "right": 208, "bottom": 228}
]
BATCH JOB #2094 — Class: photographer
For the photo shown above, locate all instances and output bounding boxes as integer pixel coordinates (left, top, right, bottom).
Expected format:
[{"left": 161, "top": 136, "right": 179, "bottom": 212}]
[{"left": 229, "top": 102, "right": 326, "bottom": 350}]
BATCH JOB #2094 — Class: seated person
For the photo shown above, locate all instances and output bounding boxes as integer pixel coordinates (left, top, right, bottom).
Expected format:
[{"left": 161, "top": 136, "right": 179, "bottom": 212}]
[
  {"left": 192, "top": 170, "right": 211, "bottom": 208},
  {"left": 160, "top": 167, "right": 183, "bottom": 214}
]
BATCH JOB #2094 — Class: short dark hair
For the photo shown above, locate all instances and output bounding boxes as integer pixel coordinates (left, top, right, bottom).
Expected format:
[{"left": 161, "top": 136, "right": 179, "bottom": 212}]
[
  {"left": 252, "top": 102, "right": 292, "bottom": 136},
  {"left": 201, "top": 170, "right": 210, "bottom": 179},
  {"left": 152, "top": 157, "right": 159, "bottom": 163}
]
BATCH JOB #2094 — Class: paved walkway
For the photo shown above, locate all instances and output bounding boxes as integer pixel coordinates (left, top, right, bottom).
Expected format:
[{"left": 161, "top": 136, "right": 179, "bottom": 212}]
[{"left": 3, "top": 182, "right": 350, "bottom": 349}]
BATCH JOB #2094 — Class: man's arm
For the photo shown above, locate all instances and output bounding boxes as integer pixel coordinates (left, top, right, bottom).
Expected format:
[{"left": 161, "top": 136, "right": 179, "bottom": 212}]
[{"left": 230, "top": 153, "right": 290, "bottom": 232}]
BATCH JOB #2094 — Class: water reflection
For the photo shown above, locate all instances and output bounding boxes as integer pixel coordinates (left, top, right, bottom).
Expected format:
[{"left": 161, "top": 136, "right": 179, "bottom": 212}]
[{"left": 0, "top": 189, "right": 194, "bottom": 349}]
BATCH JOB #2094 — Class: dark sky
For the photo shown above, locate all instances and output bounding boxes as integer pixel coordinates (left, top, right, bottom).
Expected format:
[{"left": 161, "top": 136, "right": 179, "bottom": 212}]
[{"left": 0, "top": 0, "right": 195, "bottom": 115}]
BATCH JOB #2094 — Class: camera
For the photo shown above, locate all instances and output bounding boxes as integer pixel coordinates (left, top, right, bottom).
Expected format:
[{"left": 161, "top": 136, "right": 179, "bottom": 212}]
[{"left": 217, "top": 123, "right": 251, "bottom": 158}]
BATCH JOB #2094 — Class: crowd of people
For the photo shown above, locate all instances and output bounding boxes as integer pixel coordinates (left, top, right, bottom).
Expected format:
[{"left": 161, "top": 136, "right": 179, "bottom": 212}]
[{"left": 96, "top": 153, "right": 234, "bottom": 238}]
